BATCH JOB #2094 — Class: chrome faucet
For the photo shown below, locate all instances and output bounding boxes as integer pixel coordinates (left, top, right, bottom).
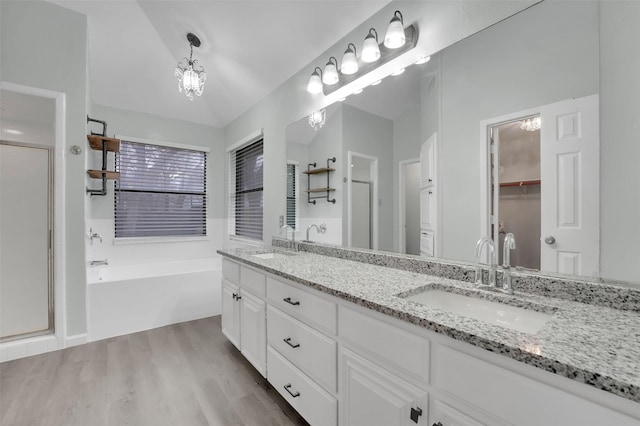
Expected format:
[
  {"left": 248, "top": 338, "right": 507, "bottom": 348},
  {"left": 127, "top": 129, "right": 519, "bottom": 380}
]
[
  {"left": 87, "top": 227, "right": 102, "bottom": 244},
  {"left": 474, "top": 237, "right": 496, "bottom": 288},
  {"left": 305, "top": 223, "right": 326, "bottom": 242},
  {"left": 280, "top": 224, "right": 295, "bottom": 242},
  {"left": 502, "top": 233, "right": 516, "bottom": 294},
  {"left": 89, "top": 259, "right": 108, "bottom": 266}
]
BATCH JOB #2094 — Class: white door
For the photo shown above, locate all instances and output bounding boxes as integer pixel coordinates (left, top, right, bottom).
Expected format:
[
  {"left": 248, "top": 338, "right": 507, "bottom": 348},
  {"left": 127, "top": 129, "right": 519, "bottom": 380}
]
[
  {"left": 540, "top": 95, "right": 599, "bottom": 276},
  {"left": 239, "top": 290, "right": 266, "bottom": 376},
  {"left": 403, "top": 162, "right": 421, "bottom": 255},
  {"left": 340, "top": 348, "right": 428, "bottom": 426},
  {"left": 351, "top": 181, "right": 371, "bottom": 249},
  {"left": 221, "top": 279, "right": 240, "bottom": 348},
  {"left": 0, "top": 143, "right": 51, "bottom": 340},
  {"left": 420, "top": 133, "right": 438, "bottom": 257}
]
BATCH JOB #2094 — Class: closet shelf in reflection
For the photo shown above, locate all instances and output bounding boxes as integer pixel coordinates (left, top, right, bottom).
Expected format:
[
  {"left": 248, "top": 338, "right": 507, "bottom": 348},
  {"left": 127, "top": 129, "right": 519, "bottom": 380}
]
[{"left": 499, "top": 179, "right": 541, "bottom": 188}]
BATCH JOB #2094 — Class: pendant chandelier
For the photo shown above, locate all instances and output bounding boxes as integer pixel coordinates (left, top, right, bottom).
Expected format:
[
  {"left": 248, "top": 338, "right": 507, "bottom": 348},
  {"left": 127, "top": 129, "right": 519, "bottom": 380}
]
[
  {"left": 308, "top": 109, "right": 326, "bottom": 131},
  {"left": 175, "top": 33, "right": 206, "bottom": 100}
]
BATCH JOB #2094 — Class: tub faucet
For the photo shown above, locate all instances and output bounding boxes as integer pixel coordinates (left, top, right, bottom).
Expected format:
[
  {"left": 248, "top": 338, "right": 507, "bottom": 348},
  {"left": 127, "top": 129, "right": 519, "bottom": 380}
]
[
  {"left": 89, "top": 259, "right": 108, "bottom": 267},
  {"left": 474, "top": 237, "right": 496, "bottom": 288},
  {"left": 502, "top": 233, "right": 516, "bottom": 294},
  {"left": 305, "top": 223, "right": 326, "bottom": 242}
]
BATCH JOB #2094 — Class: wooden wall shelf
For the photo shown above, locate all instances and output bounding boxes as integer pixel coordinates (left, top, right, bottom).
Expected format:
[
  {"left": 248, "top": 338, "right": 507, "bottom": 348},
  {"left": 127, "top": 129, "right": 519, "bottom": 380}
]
[
  {"left": 306, "top": 188, "right": 335, "bottom": 193},
  {"left": 87, "top": 135, "right": 120, "bottom": 152},
  {"left": 303, "top": 167, "right": 335, "bottom": 175},
  {"left": 87, "top": 170, "right": 120, "bottom": 180},
  {"left": 306, "top": 157, "right": 336, "bottom": 204},
  {"left": 499, "top": 179, "right": 541, "bottom": 188}
]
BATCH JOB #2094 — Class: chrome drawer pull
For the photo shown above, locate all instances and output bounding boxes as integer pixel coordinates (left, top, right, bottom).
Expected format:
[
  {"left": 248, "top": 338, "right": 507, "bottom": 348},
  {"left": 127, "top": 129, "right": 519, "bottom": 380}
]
[
  {"left": 283, "top": 297, "right": 300, "bottom": 306},
  {"left": 283, "top": 337, "right": 300, "bottom": 348},
  {"left": 284, "top": 383, "right": 300, "bottom": 398}
]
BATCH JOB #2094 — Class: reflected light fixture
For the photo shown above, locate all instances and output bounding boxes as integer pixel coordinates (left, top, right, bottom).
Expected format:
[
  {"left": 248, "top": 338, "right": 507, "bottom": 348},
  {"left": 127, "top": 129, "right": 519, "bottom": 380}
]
[
  {"left": 415, "top": 55, "right": 431, "bottom": 65},
  {"left": 361, "top": 28, "right": 381, "bottom": 63},
  {"left": 323, "top": 57, "right": 339, "bottom": 85},
  {"left": 384, "top": 11, "right": 406, "bottom": 48},
  {"left": 175, "top": 33, "right": 206, "bottom": 100},
  {"left": 390, "top": 68, "right": 405, "bottom": 76},
  {"left": 371, "top": 80, "right": 382, "bottom": 86},
  {"left": 341, "top": 43, "right": 358, "bottom": 75},
  {"left": 307, "top": 67, "right": 323, "bottom": 94},
  {"left": 521, "top": 116, "right": 541, "bottom": 132},
  {"left": 308, "top": 109, "right": 326, "bottom": 131}
]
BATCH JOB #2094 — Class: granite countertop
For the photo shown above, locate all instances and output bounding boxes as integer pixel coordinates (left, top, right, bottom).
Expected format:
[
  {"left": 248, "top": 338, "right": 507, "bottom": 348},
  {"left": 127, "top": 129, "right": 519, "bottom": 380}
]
[{"left": 218, "top": 246, "right": 640, "bottom": 404}]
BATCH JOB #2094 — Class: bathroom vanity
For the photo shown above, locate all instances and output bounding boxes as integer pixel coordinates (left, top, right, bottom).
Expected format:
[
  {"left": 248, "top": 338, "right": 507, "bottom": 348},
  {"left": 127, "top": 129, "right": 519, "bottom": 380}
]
[{"left": 218, "top": 243, "right": 640, "bottom": 426}]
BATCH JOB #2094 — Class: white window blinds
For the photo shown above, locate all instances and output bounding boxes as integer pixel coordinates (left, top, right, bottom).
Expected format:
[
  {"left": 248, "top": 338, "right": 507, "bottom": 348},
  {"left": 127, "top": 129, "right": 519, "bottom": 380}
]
[
  {"left": 286, "top": 163, "right": 298, "bottom": 229},
  {"left": 114, "top": 140, "right": 207, "bottom": 238},
  {"left": 229, "top": 139, "right": 263, "bottom": 241}
]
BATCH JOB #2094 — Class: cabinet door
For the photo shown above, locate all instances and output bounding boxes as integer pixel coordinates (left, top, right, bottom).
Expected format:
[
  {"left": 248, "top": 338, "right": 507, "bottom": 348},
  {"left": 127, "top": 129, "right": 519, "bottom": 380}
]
[
  {"left": 240, "top": 290, "right": 266, "bottom": 376},
  {"left": 340, "top": 349, "right": 428, "bottom": 426},
  {"left": 429, "top": 399, "right": 490, "bottom": 426},
  {"left": 420, "top": 187, "right": 436, "bottom": 231},
  {"left": 420, "top": 133, "right": 436, "bottom": 187},
  {"left": 221, "top": 279, "right": 240, "bottom": 348}
]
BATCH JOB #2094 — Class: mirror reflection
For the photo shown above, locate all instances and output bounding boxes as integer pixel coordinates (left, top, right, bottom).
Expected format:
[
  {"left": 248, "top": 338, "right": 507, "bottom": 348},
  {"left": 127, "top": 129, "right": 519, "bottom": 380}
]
[{"left": 286, "top": 1, "right": 624, "bottom": 281}]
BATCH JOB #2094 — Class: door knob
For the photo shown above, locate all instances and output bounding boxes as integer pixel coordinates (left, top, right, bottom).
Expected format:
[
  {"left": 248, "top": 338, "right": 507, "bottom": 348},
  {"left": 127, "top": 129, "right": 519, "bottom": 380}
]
[{"left": 544, "top": 235, "right": 556, "bottom": 245}]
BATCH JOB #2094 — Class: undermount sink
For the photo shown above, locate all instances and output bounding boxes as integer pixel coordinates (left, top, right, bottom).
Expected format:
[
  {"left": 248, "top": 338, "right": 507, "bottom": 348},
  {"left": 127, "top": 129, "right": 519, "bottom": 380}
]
[
  {"left": 404, "top": 288, "right": 553, "bottom": 334},
  {"left": 251, "top": 251, "right": 294, "bottom": 260}
]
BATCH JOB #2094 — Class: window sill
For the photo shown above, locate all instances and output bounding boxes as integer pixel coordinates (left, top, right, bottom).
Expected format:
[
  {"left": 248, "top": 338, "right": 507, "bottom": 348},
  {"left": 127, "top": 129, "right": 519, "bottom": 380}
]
[
  {"left": 114, "top": 236, "right": 210, "bottom": 245},
  {"left": 228, "top": 235, "right": 264, "bottom": 247}
]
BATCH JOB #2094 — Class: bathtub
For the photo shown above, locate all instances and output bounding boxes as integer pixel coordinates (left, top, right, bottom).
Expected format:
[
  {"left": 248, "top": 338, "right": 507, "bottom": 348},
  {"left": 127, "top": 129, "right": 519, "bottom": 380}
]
[{"left": 87, "top": 258, "right": 221, "bottom": 341}]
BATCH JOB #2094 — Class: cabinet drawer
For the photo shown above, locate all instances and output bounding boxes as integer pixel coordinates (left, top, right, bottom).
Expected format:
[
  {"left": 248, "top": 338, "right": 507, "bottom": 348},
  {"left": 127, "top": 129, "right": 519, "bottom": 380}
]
[
  {"left": 267, "top": 277, "right": 336, "bottom": 334},
  {"left": 240, "top": 265, "right": 265, "bottom": 297},
  {"left": 222, "top": 258, "right": 240, "bottom": 283},
  {"left": 339, "top": 306, "right": 430, "bottom": 383},
  {"left": 267, "top": 347, "right": 337, "bottom": 426},
  {"left": 267, "top": 305, "right": 337, "bottom": 392}
]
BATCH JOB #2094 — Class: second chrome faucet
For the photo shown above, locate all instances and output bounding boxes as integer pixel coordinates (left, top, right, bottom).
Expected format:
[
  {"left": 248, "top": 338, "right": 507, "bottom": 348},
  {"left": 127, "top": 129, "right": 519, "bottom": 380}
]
[{"left": 474, "top": 233, "right": 517, "bottom": 294}]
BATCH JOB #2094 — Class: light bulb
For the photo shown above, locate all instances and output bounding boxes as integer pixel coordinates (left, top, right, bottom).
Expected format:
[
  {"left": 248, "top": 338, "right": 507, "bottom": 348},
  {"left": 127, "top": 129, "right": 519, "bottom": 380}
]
[{"left": 384, "top": 11, "right": 405, "bottom": 49}]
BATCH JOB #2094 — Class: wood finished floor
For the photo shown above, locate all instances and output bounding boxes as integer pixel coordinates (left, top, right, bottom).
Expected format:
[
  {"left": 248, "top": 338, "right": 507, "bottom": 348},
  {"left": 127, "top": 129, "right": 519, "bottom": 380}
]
[{"left": 0, "top": 316, "right": 309, "bottom": 426}]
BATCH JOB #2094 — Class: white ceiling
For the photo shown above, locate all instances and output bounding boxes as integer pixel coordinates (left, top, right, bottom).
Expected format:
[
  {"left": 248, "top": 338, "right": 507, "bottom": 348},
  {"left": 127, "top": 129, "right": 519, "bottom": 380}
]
[{"left": 46, "top": 0, "right": 390, "bottom": 128}]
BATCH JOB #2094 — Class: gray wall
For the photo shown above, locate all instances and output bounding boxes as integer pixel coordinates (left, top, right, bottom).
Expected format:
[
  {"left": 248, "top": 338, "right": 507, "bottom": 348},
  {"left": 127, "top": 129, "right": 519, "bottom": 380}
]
[
  {"left": 1, "top": 0, "right": 89, "bottom": 335},
  {"left": 600, "top": 1, "right": 640, "bottom": 282},
  {"left": 342, "top": 104, "right": 394, "bottom": 251}
]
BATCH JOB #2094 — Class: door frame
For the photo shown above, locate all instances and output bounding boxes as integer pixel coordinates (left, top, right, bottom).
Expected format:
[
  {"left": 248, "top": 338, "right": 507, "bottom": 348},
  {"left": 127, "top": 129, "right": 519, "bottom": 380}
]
[
  {"left": 479, "top": 106, "right": 540, "bottom": 244},
  {"left": 0, "top": 81, "right": 67, "bottom": 355},
  {"left": 398, "top": 157, "right": 420, "bottom": 253},
  {"left": 347, "top": 151, "right": 378, "bottom": 249}
]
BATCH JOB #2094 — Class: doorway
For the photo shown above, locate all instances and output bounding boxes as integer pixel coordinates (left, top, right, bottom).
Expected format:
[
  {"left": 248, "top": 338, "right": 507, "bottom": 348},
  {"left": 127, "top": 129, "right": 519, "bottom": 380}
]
[
  {"left": 399, "top": 159, "right": 421, "bottom": 255},
  {"left": 347, "top": 152, "right": 378, "bottom": 249},
  {"left": 481, "top": 95, "right": 600, "bottom": 276}
]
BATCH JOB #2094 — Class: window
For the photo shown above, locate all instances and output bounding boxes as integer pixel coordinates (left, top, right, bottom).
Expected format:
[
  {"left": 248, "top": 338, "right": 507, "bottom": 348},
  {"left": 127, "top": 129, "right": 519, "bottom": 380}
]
[
  {"left": 114, "top": 140, "right": 207, "bottom": 238},
  {"left": 286, "top": 162, "right": 298, "bottom": 229},
  {"left": 229, "top": 139, "right": 263, "bottom": 241}
]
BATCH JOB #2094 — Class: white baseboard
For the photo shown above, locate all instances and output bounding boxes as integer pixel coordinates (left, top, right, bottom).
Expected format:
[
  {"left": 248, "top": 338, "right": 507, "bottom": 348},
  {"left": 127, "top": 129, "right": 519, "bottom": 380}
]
[{"left": 65, "top": 333, "right": 88, "bottom": 348}]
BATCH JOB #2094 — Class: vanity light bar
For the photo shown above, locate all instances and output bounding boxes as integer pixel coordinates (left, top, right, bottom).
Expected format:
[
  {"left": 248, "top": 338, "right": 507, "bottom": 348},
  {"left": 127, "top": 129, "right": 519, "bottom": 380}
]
[{"left": 306, "top": 10, "right": 418, "bottom": 96}]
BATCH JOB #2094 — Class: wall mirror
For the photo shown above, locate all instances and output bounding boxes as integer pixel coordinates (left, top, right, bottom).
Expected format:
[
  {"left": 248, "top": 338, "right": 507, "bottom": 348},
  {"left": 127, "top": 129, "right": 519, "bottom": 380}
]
[{"left": 286, "top": 1, "right": 633, "bottom": 283}]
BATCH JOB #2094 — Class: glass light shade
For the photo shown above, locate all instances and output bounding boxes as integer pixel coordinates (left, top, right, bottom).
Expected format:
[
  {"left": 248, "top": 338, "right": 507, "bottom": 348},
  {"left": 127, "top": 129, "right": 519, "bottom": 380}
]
[
  {"left": 384, "top": 11, "right": 405, "bottom": 49},
  {"left": 175, "top": 62, "right": 206, "bottom": 101},
  {"left": 361, "top": 29, "right": 380, "bottom": 63},
  {"left": 323, "top": 57, "right": 339, "bottom": 85},
  {"left": 307, "top": 69, "right": 323, "bottom": 94},
  {"left": 341, "top": 45, "right": 358, "bottom": 75}
]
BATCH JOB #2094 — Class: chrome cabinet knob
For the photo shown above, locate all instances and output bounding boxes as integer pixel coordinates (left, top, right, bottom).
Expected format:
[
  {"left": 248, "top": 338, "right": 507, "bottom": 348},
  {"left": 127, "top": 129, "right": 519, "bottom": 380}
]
[{"left": 544, "top": 235, "right": 556, "bottom": 245}]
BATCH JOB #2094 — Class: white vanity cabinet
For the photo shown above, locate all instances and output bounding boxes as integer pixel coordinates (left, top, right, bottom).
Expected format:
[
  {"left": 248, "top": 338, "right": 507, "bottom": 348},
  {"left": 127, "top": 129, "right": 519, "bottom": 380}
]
[
  {"left": 340, "top": 348, "right": 429, "bottom": 426},
  {"left": 266, "top": 276, "right": 338, "bottom": 426},
  {"left": 220, "top": 259, "right": 267, "bottom": 376}
]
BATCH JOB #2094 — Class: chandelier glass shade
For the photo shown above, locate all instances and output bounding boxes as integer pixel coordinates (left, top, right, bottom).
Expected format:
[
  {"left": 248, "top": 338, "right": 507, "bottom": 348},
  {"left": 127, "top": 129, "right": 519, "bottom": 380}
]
[
  {"left": 521, "top": 116, "right": 541, "bottom": 132},
  {"left": 308, "top": 109, "right": 326, "bottom": 131},
  {"left": 175, "top": 33, "right": 206, "bottom": 100}
]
